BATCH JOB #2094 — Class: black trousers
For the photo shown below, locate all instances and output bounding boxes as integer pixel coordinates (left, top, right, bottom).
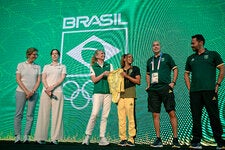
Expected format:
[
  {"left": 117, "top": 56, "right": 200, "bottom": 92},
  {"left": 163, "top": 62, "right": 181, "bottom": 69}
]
[{"left": 190, "top": 90, "right": 223, "bottom": 144}]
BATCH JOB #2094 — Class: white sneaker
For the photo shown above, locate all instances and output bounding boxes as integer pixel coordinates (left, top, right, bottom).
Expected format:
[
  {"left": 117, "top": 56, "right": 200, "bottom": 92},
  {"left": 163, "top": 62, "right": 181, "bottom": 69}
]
[
  {"left": 51, "top": 140, "right": 59, "bottom": 145},
  {"left": 99, "top": 137, "right": 109, "bottom": 146},
  {"left": 82, "top": 135, "right": 90, "bottom": 145},
  {"left": 23, "top": 135, "right": 29, "bottom": 143},
  {"left": 14, "top": 135, "right": 21, "bottom": 144},
  {"left": 37, "top": 140, "right": 46, "bottom": 144}
]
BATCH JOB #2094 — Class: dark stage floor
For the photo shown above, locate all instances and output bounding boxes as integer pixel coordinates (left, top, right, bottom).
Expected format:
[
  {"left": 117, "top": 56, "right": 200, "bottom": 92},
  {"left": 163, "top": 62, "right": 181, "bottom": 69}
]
[{"left": 0, "top": 140, "right": 219, "bottom": 150}]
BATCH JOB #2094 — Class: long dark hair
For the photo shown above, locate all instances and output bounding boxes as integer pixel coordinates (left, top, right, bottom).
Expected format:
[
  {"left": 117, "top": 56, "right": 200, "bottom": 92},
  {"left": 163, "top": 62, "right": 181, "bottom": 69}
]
[{"left": 120, "top": 53, "right": 132, "bottom": 68}]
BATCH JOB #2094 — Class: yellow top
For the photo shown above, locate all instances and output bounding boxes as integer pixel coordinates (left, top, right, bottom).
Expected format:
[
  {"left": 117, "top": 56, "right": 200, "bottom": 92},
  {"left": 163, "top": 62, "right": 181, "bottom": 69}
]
[{"left": 108, "top": 68, "right": 124, "bottom": 103}]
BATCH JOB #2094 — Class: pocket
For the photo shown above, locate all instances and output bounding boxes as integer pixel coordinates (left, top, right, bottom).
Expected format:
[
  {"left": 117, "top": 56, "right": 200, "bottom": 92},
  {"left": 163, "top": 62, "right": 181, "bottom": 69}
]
[
  {"left": 165, "top": 85, "right": 173, "bottom": 94},
  {"left": 212, "top": 92, "right": 218, "bottom": 101}
]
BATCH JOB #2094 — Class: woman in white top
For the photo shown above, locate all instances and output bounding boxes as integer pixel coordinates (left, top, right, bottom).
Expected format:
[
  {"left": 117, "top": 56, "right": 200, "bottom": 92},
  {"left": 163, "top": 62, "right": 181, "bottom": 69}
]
[
  {"left": 14, "top": 47, "right": 41, "bottom": 143},
  {"left": 35, "top": 49, "right": 67, "bottom": 145}
]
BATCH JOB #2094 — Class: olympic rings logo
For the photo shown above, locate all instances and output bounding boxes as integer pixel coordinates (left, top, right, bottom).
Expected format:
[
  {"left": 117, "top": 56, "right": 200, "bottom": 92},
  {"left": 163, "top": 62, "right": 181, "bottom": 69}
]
[{"left": 63, "top": 79, "right": 93, "bottom": 110}]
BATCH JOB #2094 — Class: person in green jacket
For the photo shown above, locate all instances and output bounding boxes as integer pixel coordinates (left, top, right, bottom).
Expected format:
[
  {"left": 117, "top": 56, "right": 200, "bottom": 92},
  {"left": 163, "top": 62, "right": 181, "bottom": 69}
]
[{"left": 82, "top": 50, "right": 113, "bottom": 146}]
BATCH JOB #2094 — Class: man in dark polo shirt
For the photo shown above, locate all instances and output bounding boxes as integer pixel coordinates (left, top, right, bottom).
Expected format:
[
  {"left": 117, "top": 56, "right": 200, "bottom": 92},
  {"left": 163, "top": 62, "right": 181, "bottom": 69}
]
[
  {"left": 146, "top": 41, "right": 180, "bottom": 148},
  {"left": 184, "top": 34, "right": 225, "bottom": 149}
]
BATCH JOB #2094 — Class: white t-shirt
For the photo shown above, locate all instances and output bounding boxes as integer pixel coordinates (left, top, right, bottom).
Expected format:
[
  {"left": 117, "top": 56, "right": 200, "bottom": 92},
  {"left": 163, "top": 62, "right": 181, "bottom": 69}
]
[
  {"left": 16, "top": 61, "right": 41, "bottom": 92},
  {"left": 42, "top": 63, "right": 67, "bottom": 92}
]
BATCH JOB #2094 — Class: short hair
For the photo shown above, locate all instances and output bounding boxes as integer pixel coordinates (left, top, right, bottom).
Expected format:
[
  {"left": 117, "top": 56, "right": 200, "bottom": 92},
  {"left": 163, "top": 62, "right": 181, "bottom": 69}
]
[
  {"left": 26, "top": 47, "right": 38, "bottom": 58},
  {"left": 192, "top": 34, "right": 205, "bottom": 45},
  {"left": 152, "top": 40, "right": 160, "bottom": 46}
]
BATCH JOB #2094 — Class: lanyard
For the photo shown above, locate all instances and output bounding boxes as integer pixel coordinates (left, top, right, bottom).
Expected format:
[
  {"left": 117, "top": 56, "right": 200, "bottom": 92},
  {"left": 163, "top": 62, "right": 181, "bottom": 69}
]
[{"left": 151, "top": 53, "right": 162, "bottom": 71}]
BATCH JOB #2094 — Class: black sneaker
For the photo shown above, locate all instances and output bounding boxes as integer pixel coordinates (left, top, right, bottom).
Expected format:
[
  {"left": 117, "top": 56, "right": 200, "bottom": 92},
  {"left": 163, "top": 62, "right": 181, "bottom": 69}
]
[
  {"left": 118, "top": 140, "right": 127, "bottom": 146},
  {"left": 126, "top": 141, "right": 135, "bottom": 147},
  {"left": 151, "top": 137, "right": 163, "bottom": 147},
  {"left": 189, "top": 142, "right": 202, "bottom": 149},
  {"left": 172, "top": 138, "right": 181, "bottom": 148},
  {"left": 216, "top": 146, "right": 225, "bottom": 150},
  {"left": 14, "top": 140, "right": 22, "bottom": 144},
  {"left": 23, "top": 140, "right": 29, "bottom": 144},
  {"left": 217, "top": 140, "right": 225, "bottom": 150}
]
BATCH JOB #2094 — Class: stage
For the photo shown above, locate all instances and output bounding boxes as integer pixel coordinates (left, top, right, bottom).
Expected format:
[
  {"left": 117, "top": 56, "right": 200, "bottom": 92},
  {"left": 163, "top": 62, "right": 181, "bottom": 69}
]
[{"left": 0, "top": 140, "right": 219, "bottom": 150}]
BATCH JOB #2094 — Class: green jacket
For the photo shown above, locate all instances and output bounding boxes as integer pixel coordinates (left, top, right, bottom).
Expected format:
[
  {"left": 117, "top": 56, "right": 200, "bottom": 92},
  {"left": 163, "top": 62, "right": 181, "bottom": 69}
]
[{"left": 92, "top": 62, "right": 111, "bottom": 94}]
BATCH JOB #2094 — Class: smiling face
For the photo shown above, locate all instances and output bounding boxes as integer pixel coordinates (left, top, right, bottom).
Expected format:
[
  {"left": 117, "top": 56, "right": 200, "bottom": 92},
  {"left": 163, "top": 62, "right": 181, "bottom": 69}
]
[
  {"left": 124, "top": 54, "right": 133, "bottom": 64},
  {"left": 26, "top": 48, "right": 38, "bottom": 63},
  {"left": 28, "top": 51, "right": 38, "bottom": 63},
  {"left": 95, "top": 50, "right": 105, "bottom": 61}
]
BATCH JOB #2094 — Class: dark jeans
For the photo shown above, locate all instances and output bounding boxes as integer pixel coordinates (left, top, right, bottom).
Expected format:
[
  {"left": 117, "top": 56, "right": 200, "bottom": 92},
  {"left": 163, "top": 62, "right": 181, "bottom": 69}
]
[{"left": 190, "top": 90, "right": 223, "bottom": 144}]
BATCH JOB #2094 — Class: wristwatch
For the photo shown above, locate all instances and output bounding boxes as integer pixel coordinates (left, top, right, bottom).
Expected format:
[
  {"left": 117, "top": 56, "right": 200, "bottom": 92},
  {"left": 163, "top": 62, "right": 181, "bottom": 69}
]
[
  {"left": 216, "top": 82, "right": 221, "bottom": 86},
  {"left": 172, "top": 81, "right": 176, "bottom": 85}
]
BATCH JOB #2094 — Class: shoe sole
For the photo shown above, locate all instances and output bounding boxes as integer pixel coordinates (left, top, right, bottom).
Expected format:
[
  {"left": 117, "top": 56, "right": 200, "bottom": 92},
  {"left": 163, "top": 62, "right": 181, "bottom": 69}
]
[
  {"left": 51, "top": 142, "right": 59, "bottom": 145},
  {"left": 99, "top": 143, "right": 110, "bottom": 146},
  {"left": 189, "top": 146, "right": 202, "bottom": 149},
  {"left": 37, "top": 141, "right": 46, "bottom": 145},
  {"left": 118, "top": 144, "right": 126, "bottom": 146},
  {"left": 172, "top": 145, "right": 181, "bottom": 148},
  {"left": 126, "top": 144, "right": 135, "bottom": 147},
  {"left": 150, "top": 145, "right": 163, "bottom": 148}
]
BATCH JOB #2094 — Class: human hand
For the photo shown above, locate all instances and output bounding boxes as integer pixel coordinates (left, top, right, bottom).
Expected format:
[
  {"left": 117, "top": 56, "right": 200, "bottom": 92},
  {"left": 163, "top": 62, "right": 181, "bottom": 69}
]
[
  {"left": 25, "top": 90, "right": 34, "bottom": 99},
  {"left": 103, "top": 71, "right": 110, "bottom": 76},
  {"left": 145, "top": 86, "right": 150, "bottom": 91},
  {"left": 169, "top": 82, "right": 175, "bottom": 89},
  {"left": 47, "top": 85, "right": 55, "bottom": 92},
  {"left": 45, "top": 90, "right": 52, "bottom": 97},
  {"left": 120, "top": 72, "right": 127, "bottom": 78}
]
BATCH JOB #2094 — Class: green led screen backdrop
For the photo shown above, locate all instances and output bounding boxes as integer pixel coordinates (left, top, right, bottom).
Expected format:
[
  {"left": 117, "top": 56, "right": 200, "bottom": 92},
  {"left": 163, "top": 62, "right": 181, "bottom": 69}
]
[{"left": 0, "top": 0, "right": 225, "bottom": 145}]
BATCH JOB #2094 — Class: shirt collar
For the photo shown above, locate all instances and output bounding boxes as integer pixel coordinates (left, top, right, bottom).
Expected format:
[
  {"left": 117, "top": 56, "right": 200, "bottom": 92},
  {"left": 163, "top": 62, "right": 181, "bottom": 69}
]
[
  {"left": 50, "top": 63, "right": 61, "bottom": 66},
  {"left": 195, "top": 48, "right": 208, "bottom": 55},
  {"left": 25, "top": 61, "right": 34, "bottom": 65}
]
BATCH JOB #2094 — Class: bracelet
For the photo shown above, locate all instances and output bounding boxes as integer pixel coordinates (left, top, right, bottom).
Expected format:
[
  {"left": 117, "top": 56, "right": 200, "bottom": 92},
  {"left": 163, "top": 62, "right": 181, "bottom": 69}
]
[
  {"left": 216, "top": 82, "right": 221, "bottom": 86},
  {"left": 172, "top": 81, "right": 176, "bottom": 85}
]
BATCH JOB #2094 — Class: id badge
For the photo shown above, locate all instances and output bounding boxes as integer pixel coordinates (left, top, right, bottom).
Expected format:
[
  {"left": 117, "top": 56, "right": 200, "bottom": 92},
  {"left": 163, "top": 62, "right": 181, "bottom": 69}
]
[{"left": 151, "top": 72, "right": 158, "bottom": 84}]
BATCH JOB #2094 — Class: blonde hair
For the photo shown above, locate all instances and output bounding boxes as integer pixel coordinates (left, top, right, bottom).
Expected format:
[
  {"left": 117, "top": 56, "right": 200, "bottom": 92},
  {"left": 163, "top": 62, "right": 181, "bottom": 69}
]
[{"left": 90, "top": 50, "right": 104, "bottom": 66}]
